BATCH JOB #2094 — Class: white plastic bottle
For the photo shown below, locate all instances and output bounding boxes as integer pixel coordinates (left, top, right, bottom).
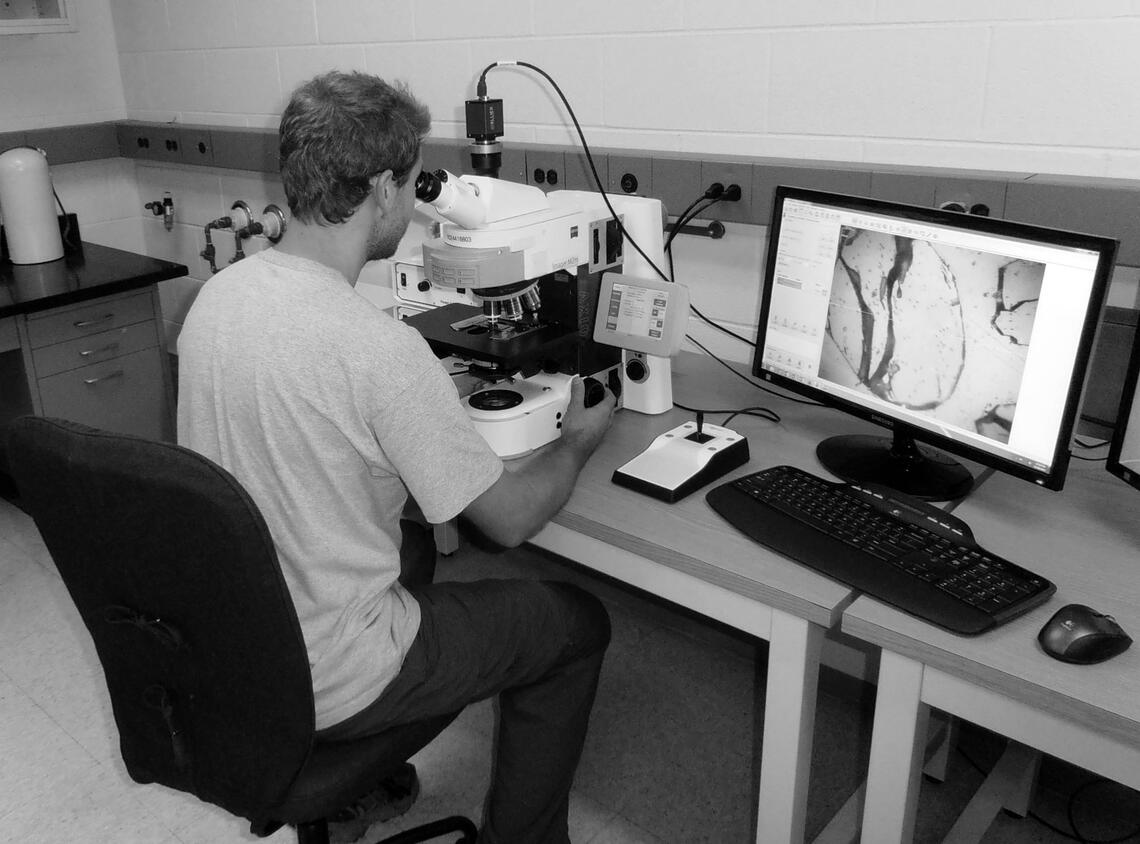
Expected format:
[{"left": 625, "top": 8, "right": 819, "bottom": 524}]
[{"left": 0, "top": 146, "right": 65, "bottom": 264}]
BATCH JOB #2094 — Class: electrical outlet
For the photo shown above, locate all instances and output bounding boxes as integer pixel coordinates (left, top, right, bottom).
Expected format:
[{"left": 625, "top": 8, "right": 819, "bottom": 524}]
[
  {"left": 933, "top": 178, "right": 1007, "bottom": 218},
  {"left": 700, "top": 160, "right": 754, "bottom": 224},
  {"left": 525, "top": 149, "right": 566, "bottom": 189},
  {"left": 608, "top": 154, "right": 652, "bottom": 197},
  {"left": 117, "top": 122, "right": 156, "bottom": 161},
  {"left": 150, "top": 127, "right": 183, "bottom": 163},
  {"left": 180, "top": 129, "right": 213, "bottom": 166}
]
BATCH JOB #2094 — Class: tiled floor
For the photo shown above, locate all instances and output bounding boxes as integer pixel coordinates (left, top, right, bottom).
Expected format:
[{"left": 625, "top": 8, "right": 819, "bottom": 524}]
[{"left": 2, "top": 492, "right": 1139, "bottom": 843}]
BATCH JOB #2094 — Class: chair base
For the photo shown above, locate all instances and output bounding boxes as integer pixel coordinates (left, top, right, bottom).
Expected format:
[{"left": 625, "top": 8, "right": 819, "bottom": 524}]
[{"left": 295, "top": 814, "right": 478, "bottom": 844}]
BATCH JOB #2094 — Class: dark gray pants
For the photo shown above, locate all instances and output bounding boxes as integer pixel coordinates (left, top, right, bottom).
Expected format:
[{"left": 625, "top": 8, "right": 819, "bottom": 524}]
[{"left": 317, "top": 522, "right": 611, "bottom": 844}]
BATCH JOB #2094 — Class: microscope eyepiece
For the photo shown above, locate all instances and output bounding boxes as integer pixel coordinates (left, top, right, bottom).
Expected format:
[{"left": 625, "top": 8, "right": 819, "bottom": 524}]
[
  {"left": 414, "top": 169, "right": 489, "bottom": 228},
  {"left": 414, "top": 169, "right": 445, "bottom": 203}
]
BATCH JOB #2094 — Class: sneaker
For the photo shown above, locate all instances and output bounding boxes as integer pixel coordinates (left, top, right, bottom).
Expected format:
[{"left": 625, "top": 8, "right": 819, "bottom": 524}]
[{"left": 328, "top": 762, "right": 421, "bottom": 844}]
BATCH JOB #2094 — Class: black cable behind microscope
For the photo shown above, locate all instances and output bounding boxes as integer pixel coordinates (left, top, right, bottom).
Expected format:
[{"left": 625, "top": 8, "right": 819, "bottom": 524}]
[{"left": 472, "top": 61, "right": 669, "bottom": 284}]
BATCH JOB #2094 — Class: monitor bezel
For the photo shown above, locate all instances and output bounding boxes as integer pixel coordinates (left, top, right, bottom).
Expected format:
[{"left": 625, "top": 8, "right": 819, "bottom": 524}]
[
  {"left": 1106, "top": 314, "right": 1140, "bottom": 491},
  {"left": 752, "top": 185, "right": 1118, "bottom": 492}
]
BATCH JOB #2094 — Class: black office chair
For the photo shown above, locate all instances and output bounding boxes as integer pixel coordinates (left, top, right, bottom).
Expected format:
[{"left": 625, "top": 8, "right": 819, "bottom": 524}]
[{"left": 4, "top": 416, "right": 478, "bottom": 844}]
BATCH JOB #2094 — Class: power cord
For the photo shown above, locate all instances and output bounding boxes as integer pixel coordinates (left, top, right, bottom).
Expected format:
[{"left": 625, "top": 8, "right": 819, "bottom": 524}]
[
  {"left": 684, "top": 333, "right": 824, "bottom": 407},
  {"left": 52, "top": 188, "right": 80, "bottom": 252},
  {"left": 666, "top": 192, "right": 724, "bottom": 282},
  {"left": 660, "top": 184, "right": 758, "bottom": 348},
  {"left": 690, "top": 302, "right": 757, "bottom": 347}
]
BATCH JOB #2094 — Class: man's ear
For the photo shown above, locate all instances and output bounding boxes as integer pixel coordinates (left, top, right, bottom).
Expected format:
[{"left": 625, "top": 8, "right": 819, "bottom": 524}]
[{"left": 372, "top": 169, "right": 397, "bottom": 210}]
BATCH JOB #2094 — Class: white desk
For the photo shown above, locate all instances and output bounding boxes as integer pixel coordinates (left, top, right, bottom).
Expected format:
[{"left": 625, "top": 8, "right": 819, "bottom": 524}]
[
  {"left": 844, "top": 459, "right": 1140, "bottom": 842},
  {"left": 530, "top": 353, "right": 856, "bottom": 843}
]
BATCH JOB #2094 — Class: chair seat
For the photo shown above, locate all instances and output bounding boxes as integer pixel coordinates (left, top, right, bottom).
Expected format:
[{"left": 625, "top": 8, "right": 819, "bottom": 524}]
[{"left": 255, "top": 712, "right": 460, "bottom": 831}]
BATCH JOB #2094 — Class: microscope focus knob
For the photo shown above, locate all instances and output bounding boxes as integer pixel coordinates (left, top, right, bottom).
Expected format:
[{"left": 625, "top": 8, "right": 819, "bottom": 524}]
[
  {"left": 625, "top": 357, "right": 648, "bottom": 383},
  {"left": 581, "top": 376, "right": 607, "bottom": 408}
]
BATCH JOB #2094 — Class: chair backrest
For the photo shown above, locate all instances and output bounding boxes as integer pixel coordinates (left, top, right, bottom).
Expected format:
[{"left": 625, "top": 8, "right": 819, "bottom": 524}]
[{"left": 5, "top": 416, "right": 316, "bottom": 821}]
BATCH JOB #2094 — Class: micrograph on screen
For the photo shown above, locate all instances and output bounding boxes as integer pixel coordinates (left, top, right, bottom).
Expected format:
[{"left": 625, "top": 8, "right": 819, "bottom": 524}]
[{"left": 819, "top": 227, "right": 1045, "bottom": 445}]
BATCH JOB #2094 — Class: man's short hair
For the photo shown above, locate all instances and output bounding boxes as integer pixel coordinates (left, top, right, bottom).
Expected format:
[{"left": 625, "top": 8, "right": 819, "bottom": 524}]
[{"left": 279, "top": 71, "right": 431, "bottom": 225}]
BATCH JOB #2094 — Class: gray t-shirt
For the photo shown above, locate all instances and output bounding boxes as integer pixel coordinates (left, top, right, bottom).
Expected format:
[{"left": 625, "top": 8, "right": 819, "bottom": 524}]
[{"left": 177, "top": 249, "right": 503, "bottom": 729}]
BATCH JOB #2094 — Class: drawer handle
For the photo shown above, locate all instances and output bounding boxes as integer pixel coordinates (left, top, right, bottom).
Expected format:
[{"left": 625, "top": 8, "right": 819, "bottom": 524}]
[
  {"left": 79, "top": 342, "right": 121, "bottom": 358},
  {"left": 83, "top": 369, "right": 124, "bottom": 386},
  {"left": 73, "top": 313, "right": 115, "bottom": 328}
]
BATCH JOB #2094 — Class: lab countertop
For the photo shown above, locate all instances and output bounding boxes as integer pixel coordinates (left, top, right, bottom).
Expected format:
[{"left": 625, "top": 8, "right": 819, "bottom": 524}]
[{"left": 0, "top": 242, "right": 188, "bottom": 320}]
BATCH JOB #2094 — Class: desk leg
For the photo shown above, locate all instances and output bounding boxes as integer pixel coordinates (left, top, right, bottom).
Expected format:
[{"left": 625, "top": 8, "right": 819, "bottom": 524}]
[
  {"left": 861, "top": 650, "right": 928, "bottom": 844},
  {"left": 756, "top": 610, "right": 824, "bottom": 844},
  {"left": 942, "top": 742, "right": 1041, "bottom": 844}
]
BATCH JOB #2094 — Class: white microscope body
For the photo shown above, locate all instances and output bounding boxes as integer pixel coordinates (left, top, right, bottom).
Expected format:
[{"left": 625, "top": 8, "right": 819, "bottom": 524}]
[{"left": 411, "top": 170, "right": 684, "bottom": 457}]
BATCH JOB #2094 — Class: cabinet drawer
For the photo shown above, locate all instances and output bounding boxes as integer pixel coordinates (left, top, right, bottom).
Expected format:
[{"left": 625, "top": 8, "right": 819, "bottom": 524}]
[
  {"left": 25, "top": 290, "right": 155, "bottom": 348},
  {"left": 32, "top": 320, "right": 159, "bottom": 378},
  {"left": 37, "top": 347, "right": 171, "bottom": 440}
]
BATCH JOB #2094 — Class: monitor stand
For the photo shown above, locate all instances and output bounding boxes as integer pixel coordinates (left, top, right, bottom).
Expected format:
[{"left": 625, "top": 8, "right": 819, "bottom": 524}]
[{"left": 816, "top": 431, "right": 974, "bottom": 502}]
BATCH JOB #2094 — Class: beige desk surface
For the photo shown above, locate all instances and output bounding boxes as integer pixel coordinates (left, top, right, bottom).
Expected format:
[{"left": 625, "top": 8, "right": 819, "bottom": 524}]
[
  {"left": 546, "top": 352, "right": 855, "bottom": 629},
  {"left": 843, "top": 456, "right": 1140, "bottom": 746}
]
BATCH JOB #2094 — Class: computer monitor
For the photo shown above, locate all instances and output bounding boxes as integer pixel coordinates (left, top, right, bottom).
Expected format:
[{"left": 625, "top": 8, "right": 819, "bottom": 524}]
[
  {"left": 754, "top": 186, "right": 1117, "bottom": 501},
  {"left": 1107, "top": 320, "right": 1140, "bottom": 491}
]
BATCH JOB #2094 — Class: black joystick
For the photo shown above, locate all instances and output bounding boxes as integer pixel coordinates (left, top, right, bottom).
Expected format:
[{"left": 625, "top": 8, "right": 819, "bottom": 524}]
[{"left": 582, "top": 376, "right": 607, "bottom": 408}]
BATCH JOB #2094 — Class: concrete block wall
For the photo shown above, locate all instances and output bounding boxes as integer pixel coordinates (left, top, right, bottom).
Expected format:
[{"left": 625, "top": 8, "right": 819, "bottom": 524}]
[
  {"left": 6, "top": 1, "right": 1140, "bottom": 362},
  {"left": 99, "top": 1, "right": 1140, "bottom": 359},
  {"left": 104, "top": 2, "right": 1140, "bottom": 180}
]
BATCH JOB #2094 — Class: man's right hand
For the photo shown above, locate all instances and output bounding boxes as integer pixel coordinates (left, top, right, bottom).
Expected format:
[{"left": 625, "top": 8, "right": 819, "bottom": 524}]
[
  {"left": 462, "top": 375, "right": 617, "bottom": 548},
  {"left": 559, "top": 376, "right": 617, "bottom": 459}
]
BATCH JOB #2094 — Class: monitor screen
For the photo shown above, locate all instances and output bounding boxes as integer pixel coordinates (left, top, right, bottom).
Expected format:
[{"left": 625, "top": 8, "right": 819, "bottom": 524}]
[
  {"left": 754, "top": 186, "right": 1117, "bottom": 500},
  {"left": 1107, "top": 321, "right": 1140, "bottom": 491}
]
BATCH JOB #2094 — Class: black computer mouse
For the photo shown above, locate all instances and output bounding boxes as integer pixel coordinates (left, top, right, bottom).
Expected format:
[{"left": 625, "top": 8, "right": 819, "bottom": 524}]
[{"left": 1037, "top": 604, "right": 1133, "bottom": 665}]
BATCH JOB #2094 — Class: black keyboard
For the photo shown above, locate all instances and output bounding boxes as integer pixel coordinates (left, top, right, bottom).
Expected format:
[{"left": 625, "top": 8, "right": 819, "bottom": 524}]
[{"left": 706, "top": 465, "right": 1055, "bottom": 635}]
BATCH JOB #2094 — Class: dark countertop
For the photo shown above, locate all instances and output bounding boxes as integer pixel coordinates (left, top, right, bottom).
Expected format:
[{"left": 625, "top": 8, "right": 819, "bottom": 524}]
[{"left": 0, "top": 242, "right": 188, "bottom": 320}]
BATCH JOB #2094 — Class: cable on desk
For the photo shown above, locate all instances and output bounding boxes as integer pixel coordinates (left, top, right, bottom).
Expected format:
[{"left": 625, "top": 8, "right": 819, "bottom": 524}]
[
  {"left": 1074, "top": 436, "right": 1111, "bottom": 450},
  {"left": 957, "top": 744, "right": 1140, "bottom": 843},
  {"left": 689, "top": 302, "right": 757, "bottom": 347},
  {"left": 1071, "top": 435, "right": 1111, "bottom": 462},
  {"left": 684, "top": 334, "right": 824, "bottom": 407},
  {"left": 672, "top": 401, "right": 780, "bottom": 425}
]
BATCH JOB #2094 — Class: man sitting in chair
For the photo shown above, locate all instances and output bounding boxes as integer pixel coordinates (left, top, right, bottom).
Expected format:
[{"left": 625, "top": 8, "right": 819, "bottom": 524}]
[{"left": 177, "top": 70, "right": 616, "bottom": 844}]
